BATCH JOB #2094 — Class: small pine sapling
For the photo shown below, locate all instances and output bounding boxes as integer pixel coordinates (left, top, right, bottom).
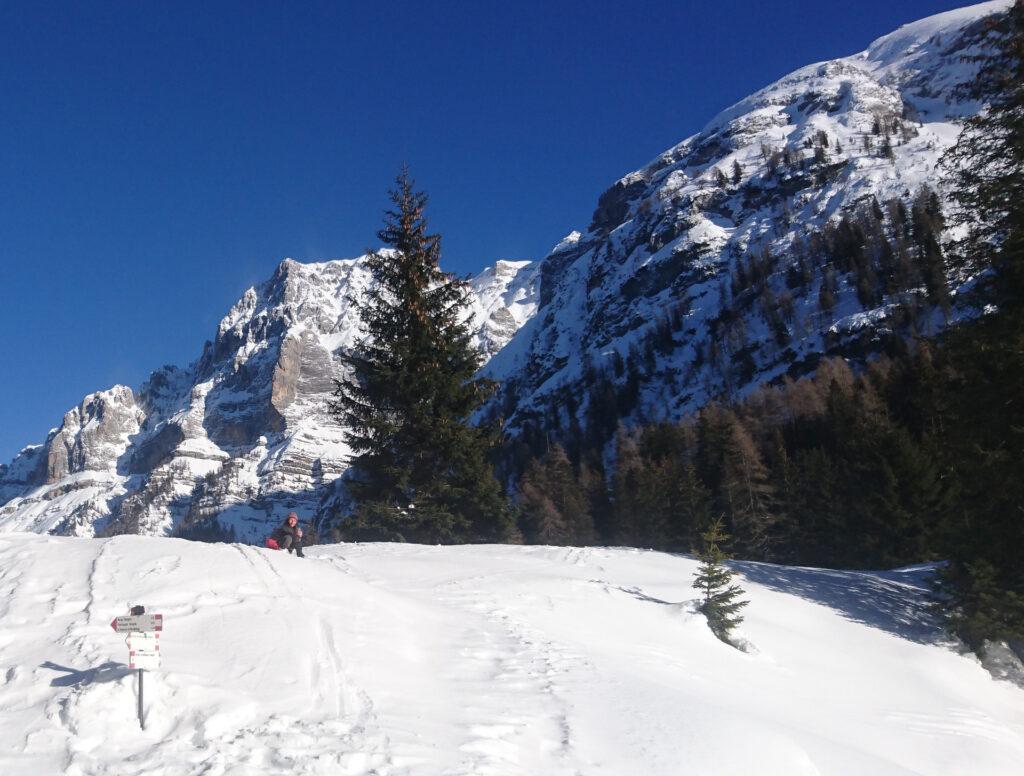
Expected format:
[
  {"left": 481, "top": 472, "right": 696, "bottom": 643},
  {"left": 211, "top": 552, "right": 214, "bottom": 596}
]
[{"left": 693, "top": 517, "right": 749, "bottom": 646}]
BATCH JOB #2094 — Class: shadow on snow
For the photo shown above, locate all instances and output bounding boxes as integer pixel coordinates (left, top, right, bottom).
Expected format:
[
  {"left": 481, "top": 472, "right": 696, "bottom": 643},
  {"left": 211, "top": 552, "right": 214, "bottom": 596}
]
[
  {"left": 732, "top": 560, "right": 944, "bottom": 645},
  {"left": 41, "top": 660, "right": 133, "bottom": 687}
]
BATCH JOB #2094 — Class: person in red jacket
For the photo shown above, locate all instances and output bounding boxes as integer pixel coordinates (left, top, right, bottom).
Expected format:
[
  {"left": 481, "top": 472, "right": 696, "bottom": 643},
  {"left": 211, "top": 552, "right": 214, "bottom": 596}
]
[{"left": 270, "top": 512, "right": 305, "bottom": 557}]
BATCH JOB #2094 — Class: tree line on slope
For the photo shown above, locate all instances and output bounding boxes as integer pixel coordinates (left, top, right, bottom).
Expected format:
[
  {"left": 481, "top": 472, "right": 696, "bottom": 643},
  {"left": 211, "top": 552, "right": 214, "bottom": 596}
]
[
  {"left": 515, "top": 335, "right": 1021, "bottom": 649},
  {"left": 495, "top": 177, "right": 951, "bottom": 474}
]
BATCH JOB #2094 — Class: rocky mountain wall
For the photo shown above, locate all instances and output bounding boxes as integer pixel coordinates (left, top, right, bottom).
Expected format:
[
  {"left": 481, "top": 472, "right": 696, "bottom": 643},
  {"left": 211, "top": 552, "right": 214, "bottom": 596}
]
[{"left": 0, "top": 256, "right": 537, "bottom": 540}]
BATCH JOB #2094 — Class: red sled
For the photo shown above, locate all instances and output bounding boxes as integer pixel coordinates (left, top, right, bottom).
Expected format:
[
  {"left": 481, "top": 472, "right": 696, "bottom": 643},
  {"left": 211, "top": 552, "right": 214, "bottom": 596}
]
[{"left": 265, "top": 538, "right": 281, "bottom": 550}]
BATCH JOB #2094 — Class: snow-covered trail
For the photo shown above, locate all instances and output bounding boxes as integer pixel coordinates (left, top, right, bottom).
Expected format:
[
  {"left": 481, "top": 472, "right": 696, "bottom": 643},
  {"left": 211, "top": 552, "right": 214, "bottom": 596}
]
[{"left": 1, "top": 536, "right": 1022, "bottom": 775}]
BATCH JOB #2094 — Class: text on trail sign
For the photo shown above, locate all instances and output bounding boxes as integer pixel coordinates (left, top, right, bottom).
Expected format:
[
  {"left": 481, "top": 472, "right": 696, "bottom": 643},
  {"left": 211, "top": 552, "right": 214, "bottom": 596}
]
[
  {"left": 110, "top": 613, "right": 164, "bottom": 633},
  {"left": 128, "top": 632, "right": 161, "bottom": 670}
]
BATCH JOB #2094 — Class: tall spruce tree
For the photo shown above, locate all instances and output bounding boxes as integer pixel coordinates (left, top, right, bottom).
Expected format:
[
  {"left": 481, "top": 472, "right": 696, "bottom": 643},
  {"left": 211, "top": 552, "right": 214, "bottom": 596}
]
[
  {"left": 693, "top": 517, "right": 749, "bottom": 647},
  {"left": 330, "top": 170, "right": 514, "bottom": 543}
]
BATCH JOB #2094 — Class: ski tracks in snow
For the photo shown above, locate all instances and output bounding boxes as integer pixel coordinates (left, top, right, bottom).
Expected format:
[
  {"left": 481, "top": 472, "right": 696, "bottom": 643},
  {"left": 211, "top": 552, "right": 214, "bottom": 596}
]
[{"left": 7, "top": 538, "right": 1024, "bottom": 775}]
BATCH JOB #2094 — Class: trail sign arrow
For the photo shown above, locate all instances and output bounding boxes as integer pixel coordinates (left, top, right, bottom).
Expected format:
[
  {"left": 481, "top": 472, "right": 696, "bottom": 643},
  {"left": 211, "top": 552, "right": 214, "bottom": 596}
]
[{"left": 110, "top": 613, "right": 163, "bottom": 633}]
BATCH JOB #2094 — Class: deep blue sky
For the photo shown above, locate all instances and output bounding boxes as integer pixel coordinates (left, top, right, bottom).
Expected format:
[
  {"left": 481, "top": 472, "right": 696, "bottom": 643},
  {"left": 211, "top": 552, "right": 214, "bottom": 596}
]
[{"left": 0, "top": 0, "right": 968, "bottom": 462}]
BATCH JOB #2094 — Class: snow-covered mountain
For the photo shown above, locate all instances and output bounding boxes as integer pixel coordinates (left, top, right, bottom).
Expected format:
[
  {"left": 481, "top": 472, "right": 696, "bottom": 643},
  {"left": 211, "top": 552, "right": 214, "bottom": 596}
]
[
  {"left": 0, "top": 257, "right": 538, "bottom": 540},
  {"left": 1, "top": 536, "right": 1022, "bottom": 775},
  {"left": 482, "top": 1, "right": 1010, "bottom": 442},
  {"left": 0, "top": 1, "right": 1012, "bottom": 540}
]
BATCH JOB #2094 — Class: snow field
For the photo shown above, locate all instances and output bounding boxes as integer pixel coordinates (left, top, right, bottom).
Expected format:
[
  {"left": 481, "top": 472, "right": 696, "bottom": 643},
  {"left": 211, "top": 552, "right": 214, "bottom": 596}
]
[{"left": 0, "top": 535, "right": 1022, "bottom": 775}]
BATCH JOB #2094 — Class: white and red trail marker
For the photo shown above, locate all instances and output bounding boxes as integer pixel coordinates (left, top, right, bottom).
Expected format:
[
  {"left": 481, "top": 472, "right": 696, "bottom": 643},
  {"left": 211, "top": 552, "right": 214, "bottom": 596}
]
[{"left": 127, "top": 632, "right": 161, "bottom": 671}]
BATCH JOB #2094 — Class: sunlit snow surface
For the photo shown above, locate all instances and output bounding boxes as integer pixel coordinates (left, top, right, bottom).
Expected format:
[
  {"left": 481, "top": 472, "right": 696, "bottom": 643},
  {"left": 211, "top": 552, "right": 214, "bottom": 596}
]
[{"left": 1, "top": 535, "right": 1021, "bottom": 775}]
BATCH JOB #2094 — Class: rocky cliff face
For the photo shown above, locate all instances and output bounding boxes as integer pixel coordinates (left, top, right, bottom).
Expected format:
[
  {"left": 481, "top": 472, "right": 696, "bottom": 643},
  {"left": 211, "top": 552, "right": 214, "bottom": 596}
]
[
  {"left": 481, "top": 1, "right": 1009, "bottom": 448},
  {"left": 0, "top": 256, "right": 537, "bottom": 540}
]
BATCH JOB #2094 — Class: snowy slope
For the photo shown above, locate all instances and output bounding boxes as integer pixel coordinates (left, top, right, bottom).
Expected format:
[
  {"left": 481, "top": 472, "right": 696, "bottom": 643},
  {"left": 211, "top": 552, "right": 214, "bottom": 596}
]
[
  {"left": 0, "top": 535, "right": 1021, "bottom": 776},
  {"left": 0, "top": 257, "right": 537, "bottom": 540},
  {"left": 483, "top": 1, "right": 1012, "bottom": 440}
]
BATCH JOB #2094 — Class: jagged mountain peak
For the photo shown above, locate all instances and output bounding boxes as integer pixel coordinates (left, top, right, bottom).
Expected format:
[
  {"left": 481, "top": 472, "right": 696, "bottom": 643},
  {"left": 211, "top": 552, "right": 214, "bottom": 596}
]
[{"left": 0, "top": 254, "right": 537, "bottom": 539}]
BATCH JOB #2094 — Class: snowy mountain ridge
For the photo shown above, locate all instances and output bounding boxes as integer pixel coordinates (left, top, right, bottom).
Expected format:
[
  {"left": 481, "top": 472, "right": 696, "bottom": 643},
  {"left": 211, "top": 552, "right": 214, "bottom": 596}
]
[
  {"left": 482, "top": 1, "right": 1011, "bottom": 442},
  {"left": 0, "top": 256, "right": 538, "bottom": 540}
]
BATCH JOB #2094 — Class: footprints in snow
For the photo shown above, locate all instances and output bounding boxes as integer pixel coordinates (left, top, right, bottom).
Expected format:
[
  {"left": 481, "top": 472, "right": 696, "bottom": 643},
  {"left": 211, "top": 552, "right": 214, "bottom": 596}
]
[{"left": 436, "top": 582, "right": 583, "bottom": 775}]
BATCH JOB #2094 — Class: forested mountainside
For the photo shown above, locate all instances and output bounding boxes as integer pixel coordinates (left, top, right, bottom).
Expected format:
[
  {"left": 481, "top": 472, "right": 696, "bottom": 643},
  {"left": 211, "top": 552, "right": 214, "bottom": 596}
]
[
  {"left": 482, "top": 1, "right": 1009, "bottom": 460},
  {"left": 507, "top": 0, "right": 1024, "bottom": 667}
]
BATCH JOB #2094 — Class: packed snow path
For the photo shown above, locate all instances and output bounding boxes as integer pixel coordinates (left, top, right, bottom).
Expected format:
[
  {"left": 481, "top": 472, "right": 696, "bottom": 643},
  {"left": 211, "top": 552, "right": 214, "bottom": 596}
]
[{"left": 1, "top": 536, "right": 1022, "bottom": 775}]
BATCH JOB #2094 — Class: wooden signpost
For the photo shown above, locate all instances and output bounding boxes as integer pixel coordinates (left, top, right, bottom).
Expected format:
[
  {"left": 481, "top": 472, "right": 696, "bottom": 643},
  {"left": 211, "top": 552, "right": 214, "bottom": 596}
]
[{"left": 111, "top": 605, "right": 163, "bottom": 730}]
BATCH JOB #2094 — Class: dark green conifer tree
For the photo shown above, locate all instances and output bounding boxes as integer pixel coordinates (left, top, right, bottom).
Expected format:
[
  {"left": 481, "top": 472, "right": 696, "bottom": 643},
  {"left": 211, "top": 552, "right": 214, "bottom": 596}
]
[
  {"left": 943, "top": 0, "right": 1024, "bottom": 298},
  {"left": 934, "top": 1, "right": 1024, "bottom": 650},
  {"left": 814, "top": 375, "right": 945, "bottom": 568},
  {"left": 731, "top": 159, "right": 743, "bottom": 185},
  {"left": 940, "top": 560, "right": 1024, "bottom": 652},
  {"left": 611, "top": 430, "right": 668, "bottom": 547},
  {"left": 910, "top": 188, "right": 950, "bottom": 309},
  {"left": 670, "top": 460, "right": 713, "bottom": 552},
  {"left": 579, "top": 457, "right": 614, "bottom": 543},
  {"left": 931, "top": 308, "right": 1024, "bottom": 651},
  {"left": 696, "top": 405, "right": 775, "bottom": 559},
  {"left": 788, "top": 447, "right": 842, "bottom": 565},
  {"left": 330, "top": 170, "right": 514, "bottom": 543},
  {"left": 693, "top": 517, "right": 749, "bottom": 647}
]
